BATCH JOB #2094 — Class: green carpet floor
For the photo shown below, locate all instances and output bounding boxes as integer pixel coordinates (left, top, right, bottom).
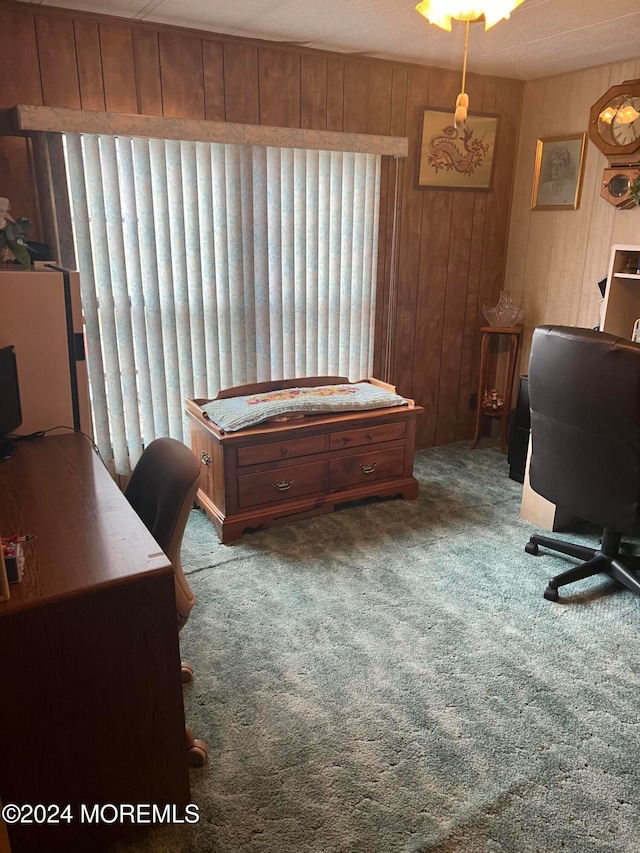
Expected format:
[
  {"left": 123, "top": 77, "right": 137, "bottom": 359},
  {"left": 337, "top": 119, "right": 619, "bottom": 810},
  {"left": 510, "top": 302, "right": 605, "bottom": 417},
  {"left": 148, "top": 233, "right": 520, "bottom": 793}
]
[{"left": 120, "top": 440, "right": 640, "bottom": 852}]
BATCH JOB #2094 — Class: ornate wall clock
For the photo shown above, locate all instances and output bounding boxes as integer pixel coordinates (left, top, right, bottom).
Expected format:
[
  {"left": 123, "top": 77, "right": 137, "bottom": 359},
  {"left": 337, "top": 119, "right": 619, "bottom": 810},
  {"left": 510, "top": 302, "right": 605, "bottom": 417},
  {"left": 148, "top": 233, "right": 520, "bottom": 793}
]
[
  {"left": 589, "top": 79, "right": 640, "bottom": 162},
  {"left": 589, "top": 79, "right": 640, "bottom": 208}
]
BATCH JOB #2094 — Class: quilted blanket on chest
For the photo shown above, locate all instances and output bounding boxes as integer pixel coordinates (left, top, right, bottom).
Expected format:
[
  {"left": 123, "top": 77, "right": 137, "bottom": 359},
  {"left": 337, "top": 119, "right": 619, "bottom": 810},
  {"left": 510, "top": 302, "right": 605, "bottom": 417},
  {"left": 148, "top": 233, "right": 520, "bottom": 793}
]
[{"left": 201, "top": 382, "right": 407, "bottom": 431}]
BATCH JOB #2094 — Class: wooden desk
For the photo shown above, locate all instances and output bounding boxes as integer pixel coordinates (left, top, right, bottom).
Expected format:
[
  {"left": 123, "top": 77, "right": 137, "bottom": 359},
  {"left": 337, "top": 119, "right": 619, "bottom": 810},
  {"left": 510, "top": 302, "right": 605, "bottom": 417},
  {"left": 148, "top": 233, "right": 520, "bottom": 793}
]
[{"left": 0, "top": 434, "right": 190, "bottom": 852}]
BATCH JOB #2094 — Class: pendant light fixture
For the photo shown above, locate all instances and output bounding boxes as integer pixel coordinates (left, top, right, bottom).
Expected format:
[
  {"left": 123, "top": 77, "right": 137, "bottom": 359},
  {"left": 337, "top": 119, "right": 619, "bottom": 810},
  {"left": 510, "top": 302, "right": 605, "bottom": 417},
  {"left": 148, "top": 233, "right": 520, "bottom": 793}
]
[{"left": 415, "top": 1, "right": 526, "bottom": 127}]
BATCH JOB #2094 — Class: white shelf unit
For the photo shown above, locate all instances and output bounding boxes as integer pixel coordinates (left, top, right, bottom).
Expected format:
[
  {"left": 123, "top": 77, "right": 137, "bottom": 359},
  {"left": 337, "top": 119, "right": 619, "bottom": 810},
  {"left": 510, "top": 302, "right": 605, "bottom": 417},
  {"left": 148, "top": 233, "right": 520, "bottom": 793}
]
[{"left": 601, "top": 244, "right": 640, "bottom": 339}]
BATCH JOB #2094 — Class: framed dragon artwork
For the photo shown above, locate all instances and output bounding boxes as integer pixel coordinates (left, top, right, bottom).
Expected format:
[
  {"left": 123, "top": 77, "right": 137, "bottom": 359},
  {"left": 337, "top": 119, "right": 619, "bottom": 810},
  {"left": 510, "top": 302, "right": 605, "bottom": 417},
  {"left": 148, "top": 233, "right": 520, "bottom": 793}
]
[{"left": 417, "top": 107, "right": 500, "bottom": 191}]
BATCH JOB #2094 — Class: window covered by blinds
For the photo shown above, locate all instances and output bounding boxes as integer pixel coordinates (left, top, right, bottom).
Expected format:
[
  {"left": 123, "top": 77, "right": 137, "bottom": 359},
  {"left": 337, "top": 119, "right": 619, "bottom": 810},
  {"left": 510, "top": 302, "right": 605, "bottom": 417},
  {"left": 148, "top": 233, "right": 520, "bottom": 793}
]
[{"left": 63, "top": 133, "right": 381, "bottom": 474}]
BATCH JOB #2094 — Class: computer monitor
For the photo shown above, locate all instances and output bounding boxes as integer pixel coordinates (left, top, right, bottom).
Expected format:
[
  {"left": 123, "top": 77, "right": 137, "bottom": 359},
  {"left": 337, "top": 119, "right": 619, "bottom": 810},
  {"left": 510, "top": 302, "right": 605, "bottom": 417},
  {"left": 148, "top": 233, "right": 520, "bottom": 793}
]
[{"left": 0, "top": 345, "right": 22, "bottom": 462}]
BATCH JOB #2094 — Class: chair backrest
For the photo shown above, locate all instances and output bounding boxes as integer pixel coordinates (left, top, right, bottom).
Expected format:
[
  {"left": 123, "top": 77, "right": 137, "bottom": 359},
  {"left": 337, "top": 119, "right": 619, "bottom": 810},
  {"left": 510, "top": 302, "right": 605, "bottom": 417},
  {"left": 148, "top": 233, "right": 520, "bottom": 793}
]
[
  {"left": 124, "top": 437, "right": 200, "bottom": 627},
  {"left": 528, "top": 325, "right": 640, "bottom": 532}
]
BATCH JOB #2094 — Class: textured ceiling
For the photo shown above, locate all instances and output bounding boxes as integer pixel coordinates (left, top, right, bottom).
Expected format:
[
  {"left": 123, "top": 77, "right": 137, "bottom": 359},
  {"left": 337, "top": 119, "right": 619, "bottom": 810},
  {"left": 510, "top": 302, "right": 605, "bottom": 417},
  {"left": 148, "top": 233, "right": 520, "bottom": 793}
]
[{"left": 18, "top": 0, "right": 640, "bottom": 81}]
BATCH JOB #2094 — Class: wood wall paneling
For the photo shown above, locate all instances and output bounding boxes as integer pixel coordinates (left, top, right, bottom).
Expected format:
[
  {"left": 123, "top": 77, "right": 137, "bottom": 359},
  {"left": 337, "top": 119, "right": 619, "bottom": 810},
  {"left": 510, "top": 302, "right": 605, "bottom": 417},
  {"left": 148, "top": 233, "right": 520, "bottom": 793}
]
[
  {"left": 0, "top": 7, "right": 43, "bottom": 239},
  {"left": 133, "top": 29, "right": 162, "bottom": 116},
  {"left": 300, "top": 54, "right": 327, "bottom": 130},
  {"left": 436, "top": 191, "right": 475, "bottom": 445},
  {"left": 539, "top": 70, "right": 597, "bottom": 330},
  {"left": 425, "top": 71, "right": 468, "bottom": 444},
  {"left": 344, "top": 61, "right": 393, "bottom": 137},
  {"left": 74, "top": 19, "right": 106, "bottom": 111},
  {"left": 203, "top": 40, "right": 225, "bottom": 122},
  {"left": 502, "top": 78, "right": 546, "bottom": 309},
  {"left": 36, "top": 15, "right": 81, "bottom": 109},
  {"left": 374, "top": 66, "right": 408, "bottom": 382},
  {"left": 373, "top": 152, "right": 392, "bottom": 382},
  {"left": 456, "top": 194, "right": 487, "bottom": 440},
  {"left": 394, "top": 67, "right": 431, "bottom": 439},
  {"left": 0, "top": 138, "right": 41, "bottom": 241},
  {"left": 472, "top": 79, "right": 522, "bottom": 415},
  {"left": 99, "top": 22, "right": 137, "bottom": 114},
  {"left": 449, "top": 68, "right": 488, "bottom": 440},
  {"left": 31, "top": 133, "right": 60, "bottom": 262},
  {"left": 159, "top": 32, "right": 205, "bottom": 120},
  {"left": 521, "top": 212, "right": 554, "bottom": 342},
  {"left": 414, "top": 191, "right": 451, "bottom": 448},
  {"left": 46, "top": 132, "right": 76, "bottom": 267},
  {"left": 341, "top": 59, "right": 393, "bottom": 381},
  {"left": 577, "top": 161, "right": 615, "bottom": 329},
  {"left": 570, "top": 66, "right": 622, "bottom": 332},
  {"left": 343, "top": 61, "right": 367, "bottom": 134},
  {"left": 475, "top": 79, "right": 500, "bottom": 327},
  {"left": 258, "top": 49, "right": 300, "bottom": 128},
  {"left": 223, "top": 43, "right": 259, "bottom": 124},
  {"left": 0, "top": 7, "right": 43, "bottom": 108},
  {"left": 367, "top": 64, "right": 393, "bottom": 136},
  {"left": 465, "top": 72, "right": 486, "bottom": 114},
  {"left": 326, "top": 58, "right": 344, "bottom": 133},
  {"left": 389, "top": 66, "right": 408, "bottom": 138},
  {"left": 411, "top": 68, "right": 457, "bottom": 447}
]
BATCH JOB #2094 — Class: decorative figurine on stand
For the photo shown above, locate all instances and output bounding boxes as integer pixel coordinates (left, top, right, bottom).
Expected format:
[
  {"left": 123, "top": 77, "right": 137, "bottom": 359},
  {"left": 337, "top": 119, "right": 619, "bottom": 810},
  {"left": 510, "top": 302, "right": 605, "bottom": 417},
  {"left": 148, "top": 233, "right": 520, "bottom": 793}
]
[{"left": 482, "top": 388, "right": 505, "bottom": 412}]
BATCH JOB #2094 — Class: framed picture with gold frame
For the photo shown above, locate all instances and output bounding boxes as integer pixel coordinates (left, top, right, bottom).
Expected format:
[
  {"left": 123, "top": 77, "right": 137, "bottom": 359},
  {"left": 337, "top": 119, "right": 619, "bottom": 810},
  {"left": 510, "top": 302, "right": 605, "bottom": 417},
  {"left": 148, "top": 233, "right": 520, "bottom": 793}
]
[
  {"left": 417, "top": 107, "right": 499, "bottom": 191},
  {"left": 531, "top": 133, "right": 586, "bottom": 210}
]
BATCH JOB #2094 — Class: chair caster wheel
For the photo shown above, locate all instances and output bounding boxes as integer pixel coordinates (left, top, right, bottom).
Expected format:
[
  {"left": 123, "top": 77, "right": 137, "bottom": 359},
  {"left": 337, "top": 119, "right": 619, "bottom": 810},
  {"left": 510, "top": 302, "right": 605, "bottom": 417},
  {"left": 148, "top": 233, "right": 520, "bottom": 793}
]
[
  {"left": 181, "top": 661, "right": 194, "bottom": 683},
  {"left": 525, "top": 541, "right": 539, "bottom": 555},
  {"left": 185, "top": 725, "right": 208, "bottom": 768},
  {"left": 543, "top": 585, "right": 559, "bottom": 602}
]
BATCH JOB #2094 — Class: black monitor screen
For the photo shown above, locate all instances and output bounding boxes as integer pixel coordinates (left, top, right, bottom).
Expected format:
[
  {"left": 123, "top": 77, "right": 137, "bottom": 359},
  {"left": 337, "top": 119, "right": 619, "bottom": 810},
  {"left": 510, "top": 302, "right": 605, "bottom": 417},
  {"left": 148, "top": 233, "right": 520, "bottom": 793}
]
[{"left": 0, "top": 345, "right": 22, "bottom": 439}]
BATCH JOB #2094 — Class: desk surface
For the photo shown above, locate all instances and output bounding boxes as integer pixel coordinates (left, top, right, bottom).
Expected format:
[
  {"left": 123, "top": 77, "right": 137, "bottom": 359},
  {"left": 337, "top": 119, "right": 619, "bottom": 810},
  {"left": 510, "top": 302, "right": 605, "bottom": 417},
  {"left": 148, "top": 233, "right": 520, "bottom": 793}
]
[
  {"left": 0, "top": 433, "right": 171, "bottom": 615},
  {"left": 0, "top": 433, "right": 190, "bottom": 852}
]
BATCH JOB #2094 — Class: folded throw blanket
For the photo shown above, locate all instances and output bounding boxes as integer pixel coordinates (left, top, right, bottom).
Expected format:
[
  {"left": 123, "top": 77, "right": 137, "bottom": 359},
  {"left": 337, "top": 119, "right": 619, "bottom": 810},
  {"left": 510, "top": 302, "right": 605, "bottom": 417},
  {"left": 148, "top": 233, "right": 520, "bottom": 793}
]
[{"left": 201, "top": 382, "right": 407, "bottom": 432}]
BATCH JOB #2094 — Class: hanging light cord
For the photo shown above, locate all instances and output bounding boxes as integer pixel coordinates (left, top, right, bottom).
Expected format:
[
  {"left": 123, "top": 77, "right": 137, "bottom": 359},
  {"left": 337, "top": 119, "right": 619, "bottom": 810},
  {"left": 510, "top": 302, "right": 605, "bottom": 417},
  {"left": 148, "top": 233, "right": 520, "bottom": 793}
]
[
  {"left": 454, "top": 20, "right": 471, "bottom": 126},
  {"left": 461, "top": 20, "right": 470, "bottom": 97}
]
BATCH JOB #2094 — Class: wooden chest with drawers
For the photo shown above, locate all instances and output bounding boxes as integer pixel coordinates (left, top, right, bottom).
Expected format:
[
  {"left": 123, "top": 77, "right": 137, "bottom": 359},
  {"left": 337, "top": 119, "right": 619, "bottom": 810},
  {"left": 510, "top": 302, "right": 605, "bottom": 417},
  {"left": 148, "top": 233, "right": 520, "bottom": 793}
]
[{"left": 185, "top": 377, "right": 423, "bottom": 543}]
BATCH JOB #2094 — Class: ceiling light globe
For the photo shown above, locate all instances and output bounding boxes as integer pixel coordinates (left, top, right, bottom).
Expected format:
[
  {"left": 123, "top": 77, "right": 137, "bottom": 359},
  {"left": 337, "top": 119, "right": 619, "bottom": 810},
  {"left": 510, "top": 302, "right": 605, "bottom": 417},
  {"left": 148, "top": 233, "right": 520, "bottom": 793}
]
[{"left": 415, "top": 0, "right": 525, "bottom": 31}]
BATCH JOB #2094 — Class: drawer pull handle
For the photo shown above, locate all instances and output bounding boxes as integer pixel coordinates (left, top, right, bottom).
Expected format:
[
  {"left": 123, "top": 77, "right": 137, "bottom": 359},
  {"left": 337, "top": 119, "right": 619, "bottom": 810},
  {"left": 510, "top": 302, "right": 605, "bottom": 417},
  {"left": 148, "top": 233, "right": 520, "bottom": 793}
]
[
  {"left": 359, "top": 462, "right": 377, "bottom": 475},
  {"left": 201, "top": 451, "right": 211, "bottom": 466},
  {"left": 273, "top": 478, "right": 294, "bottom": 491}
]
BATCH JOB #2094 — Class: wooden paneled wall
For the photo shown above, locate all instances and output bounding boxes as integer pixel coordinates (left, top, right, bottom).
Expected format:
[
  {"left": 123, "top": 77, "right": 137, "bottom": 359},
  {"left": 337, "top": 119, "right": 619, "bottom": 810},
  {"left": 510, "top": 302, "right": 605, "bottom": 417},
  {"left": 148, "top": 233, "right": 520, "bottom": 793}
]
[
  {"left": 505, "top": 57, "right": 640, "bottom": 375},
  {"left": 0, "top": 2, "right": 524, "bottom": 448}
]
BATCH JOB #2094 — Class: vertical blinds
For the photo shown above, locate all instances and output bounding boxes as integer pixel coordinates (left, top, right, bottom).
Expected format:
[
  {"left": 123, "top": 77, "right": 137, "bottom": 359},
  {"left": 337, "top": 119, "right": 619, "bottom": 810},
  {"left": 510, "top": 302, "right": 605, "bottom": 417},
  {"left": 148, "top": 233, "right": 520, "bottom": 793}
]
[{"left": 63, "top": 133, "right": 381, "bottom": 475}]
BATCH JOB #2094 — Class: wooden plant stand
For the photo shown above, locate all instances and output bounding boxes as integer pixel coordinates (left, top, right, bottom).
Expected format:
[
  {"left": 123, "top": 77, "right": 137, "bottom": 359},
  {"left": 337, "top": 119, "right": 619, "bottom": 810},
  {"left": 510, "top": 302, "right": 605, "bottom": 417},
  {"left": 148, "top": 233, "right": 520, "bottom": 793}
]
[{"left": 471, "top": 325, "right": 522, "bottom": 453}]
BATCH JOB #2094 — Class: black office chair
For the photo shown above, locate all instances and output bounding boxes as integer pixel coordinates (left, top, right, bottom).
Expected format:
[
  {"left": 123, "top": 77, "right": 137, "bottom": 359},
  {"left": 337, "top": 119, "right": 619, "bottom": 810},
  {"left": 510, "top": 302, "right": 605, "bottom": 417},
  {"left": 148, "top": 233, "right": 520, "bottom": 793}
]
[
  {"left": 525, "top": 325, "right": 640, "bottom": 602},
  {"left": 125, "top": 437, "right": 207, "bottom": 766}
]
